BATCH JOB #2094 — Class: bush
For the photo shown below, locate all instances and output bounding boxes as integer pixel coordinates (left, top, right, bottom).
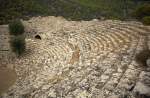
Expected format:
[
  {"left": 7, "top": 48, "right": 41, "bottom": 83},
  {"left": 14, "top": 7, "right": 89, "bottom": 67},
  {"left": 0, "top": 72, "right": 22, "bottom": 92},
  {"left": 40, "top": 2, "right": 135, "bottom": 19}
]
[
  {"left": 142, "top": 16, "right": 150, "bottom": 25},
  {"left": 135, "top": 49, "right": 150, "bottom": 67},
  {"left": 133, "top": 4, "right": 150, "bottom": 20},
  {"left": 10, "top": 36, "right": 26, "bottom": 56},
  {"left": 8, "top": 20, "right": 24, "bottom": 35}
]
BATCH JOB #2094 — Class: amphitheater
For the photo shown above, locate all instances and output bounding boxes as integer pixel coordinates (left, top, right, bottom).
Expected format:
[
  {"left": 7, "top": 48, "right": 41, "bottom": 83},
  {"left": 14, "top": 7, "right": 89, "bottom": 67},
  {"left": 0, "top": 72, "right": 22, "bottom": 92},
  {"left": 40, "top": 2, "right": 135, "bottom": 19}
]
[{"left": 0, "top": 16, "right": 150, "bottom": 98}]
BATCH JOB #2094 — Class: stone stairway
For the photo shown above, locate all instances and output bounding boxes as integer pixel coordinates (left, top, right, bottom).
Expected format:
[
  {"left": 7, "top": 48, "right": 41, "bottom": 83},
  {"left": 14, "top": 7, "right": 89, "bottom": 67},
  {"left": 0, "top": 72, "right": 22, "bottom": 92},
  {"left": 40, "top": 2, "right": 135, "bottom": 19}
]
[
  {"left": 0, "top": 25, "right": 12, "bottom": 67},
  {"left": 1, "top": 16, "right": 150, "bottom": 98}
]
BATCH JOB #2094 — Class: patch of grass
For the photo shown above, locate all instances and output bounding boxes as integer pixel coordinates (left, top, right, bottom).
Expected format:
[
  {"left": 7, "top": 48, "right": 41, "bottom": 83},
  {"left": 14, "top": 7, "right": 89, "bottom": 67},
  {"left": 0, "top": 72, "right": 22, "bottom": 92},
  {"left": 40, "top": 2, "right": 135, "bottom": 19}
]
[{"left": 9, "top": 20, "right": 24, "bottom": 35}]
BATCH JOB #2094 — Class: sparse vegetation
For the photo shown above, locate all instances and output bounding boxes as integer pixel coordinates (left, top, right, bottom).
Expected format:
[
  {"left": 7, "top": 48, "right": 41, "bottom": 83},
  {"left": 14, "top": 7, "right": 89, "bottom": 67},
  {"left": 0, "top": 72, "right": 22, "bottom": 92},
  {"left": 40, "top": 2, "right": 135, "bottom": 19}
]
[
  {"left": 133, "top": 4, "right": 150, "bottom": 20},
  {"left": 10, "top": 36, "right": 26, "bottom": 56},
  {"left": 0, "top": 0, "right": 50, "bottom": 24},
  {"left": 132, "top": 4, "right": 150, "bottom": 25},
  {"left": 9, "top": 20, "right": 24, "bottom": 35},
  {"left": 142, "top": 16, "right": 150, "bottom": 25},
  {"left": 0, "top": 0, "right": 149, "bottom": 24},
  {"left": 135, "top": 49, "right": 150, "bottom": 67}
]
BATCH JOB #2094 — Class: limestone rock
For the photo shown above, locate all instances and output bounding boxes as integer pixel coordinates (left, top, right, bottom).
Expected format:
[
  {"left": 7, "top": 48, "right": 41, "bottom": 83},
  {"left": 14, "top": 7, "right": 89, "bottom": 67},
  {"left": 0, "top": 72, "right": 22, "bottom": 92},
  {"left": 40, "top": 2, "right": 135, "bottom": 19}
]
[
  {"left": 146, "top": 58, "right": 150, "bottom": 67},
  {"left": 134, "top": 82, "right": 150, "bottom": 96}
]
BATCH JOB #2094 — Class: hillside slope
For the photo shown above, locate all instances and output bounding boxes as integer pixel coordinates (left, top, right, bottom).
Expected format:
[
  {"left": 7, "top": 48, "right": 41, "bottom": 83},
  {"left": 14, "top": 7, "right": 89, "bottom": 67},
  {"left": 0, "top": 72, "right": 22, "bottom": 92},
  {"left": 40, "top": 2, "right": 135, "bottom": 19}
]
[
  {"left": 0, "top": 0, "right": 50, "bottom": 24},
  {"left": 0, "top": 0, "right": 149, "bottom": 24}
]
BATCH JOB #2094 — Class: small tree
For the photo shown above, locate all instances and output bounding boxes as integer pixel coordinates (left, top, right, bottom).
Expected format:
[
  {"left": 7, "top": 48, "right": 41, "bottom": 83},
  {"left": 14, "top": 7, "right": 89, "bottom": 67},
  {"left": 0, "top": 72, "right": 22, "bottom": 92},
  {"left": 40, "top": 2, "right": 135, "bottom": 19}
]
[
  {"left": 9, "top": 20, "right": 24, "bottom": 35},
  {"left": 9, "top": 19, "right": 26, "bottom": 56},
  {"left": 10, "top": 36, "right": 26, "bottom": 56}
]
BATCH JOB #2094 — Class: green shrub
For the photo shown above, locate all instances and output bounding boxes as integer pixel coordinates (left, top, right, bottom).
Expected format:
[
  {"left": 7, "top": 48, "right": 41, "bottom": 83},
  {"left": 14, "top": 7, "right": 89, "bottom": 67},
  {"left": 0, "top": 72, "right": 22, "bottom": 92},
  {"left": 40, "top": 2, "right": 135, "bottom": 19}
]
[
  {"left": 8, "top": 20, "right": 24, "bottom": 35},
  {"left": 135, "top": 49, "right": 150, "bottom": 67},
  {"left": 10, "top": 36, "right": 26, "bottom": 56},
  {"left": 142, "top": 16, "right": 150, "bottom": 25},
  {"left": 133, "top": 4, "right": 150, "bottom": 20}
]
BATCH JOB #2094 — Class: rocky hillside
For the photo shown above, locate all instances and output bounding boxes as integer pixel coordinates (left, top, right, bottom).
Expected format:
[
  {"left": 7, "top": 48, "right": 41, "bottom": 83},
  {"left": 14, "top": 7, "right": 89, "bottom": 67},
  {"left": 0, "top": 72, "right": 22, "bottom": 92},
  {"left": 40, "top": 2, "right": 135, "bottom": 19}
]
[{"left": 0, "top": 16, "right": 150, "bottom": 98}]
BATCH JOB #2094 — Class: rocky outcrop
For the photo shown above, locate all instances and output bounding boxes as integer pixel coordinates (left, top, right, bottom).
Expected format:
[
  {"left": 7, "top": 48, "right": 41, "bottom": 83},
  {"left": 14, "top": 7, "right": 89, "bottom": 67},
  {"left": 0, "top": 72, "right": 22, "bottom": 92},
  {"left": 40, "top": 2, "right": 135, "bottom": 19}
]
[{"left": 0, "top": 16, "right": 150, "bottom": 98}]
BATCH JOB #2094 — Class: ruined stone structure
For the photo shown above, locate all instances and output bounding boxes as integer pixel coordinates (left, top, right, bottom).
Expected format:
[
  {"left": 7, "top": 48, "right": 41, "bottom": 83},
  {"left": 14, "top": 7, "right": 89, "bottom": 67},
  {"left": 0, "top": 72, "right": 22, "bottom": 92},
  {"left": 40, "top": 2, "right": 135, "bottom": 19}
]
[{"left": 0, "top": 16, "right": 150, "bottom": 98}]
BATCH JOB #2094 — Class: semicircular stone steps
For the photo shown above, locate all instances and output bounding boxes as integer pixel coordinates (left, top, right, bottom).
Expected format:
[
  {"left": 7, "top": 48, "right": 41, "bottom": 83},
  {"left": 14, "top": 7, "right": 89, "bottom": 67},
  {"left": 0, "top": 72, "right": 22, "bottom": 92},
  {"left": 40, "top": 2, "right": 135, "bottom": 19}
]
[{"left": 1, "top": 17, "right": 150, "bottom": 98}]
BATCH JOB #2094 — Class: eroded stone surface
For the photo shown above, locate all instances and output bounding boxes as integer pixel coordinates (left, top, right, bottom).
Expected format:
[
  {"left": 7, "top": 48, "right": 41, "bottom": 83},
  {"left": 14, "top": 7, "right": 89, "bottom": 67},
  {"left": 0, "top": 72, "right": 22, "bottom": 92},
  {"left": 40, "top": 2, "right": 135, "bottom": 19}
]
[
  {"left": 0, "top": 16, "right": 150, "bottom": 98},
  {"left": 0, "top": 68, "right": 17, "bottom": 94}
]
